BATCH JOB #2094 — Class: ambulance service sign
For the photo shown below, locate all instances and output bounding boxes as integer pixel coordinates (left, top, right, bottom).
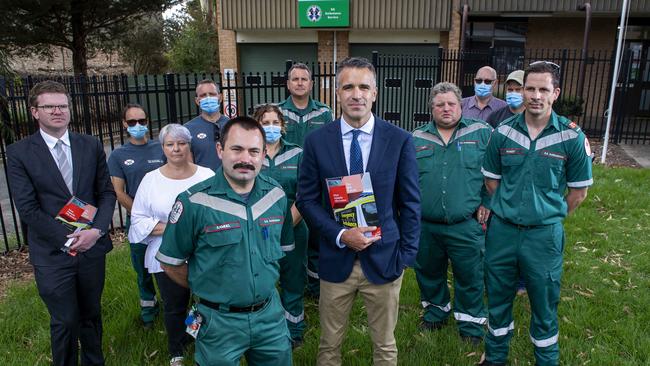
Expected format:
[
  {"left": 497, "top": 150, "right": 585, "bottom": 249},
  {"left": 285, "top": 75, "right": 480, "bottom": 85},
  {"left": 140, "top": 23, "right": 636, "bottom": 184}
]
[{"left": 298, "top": 0, "right": 349, "bottom": 28}]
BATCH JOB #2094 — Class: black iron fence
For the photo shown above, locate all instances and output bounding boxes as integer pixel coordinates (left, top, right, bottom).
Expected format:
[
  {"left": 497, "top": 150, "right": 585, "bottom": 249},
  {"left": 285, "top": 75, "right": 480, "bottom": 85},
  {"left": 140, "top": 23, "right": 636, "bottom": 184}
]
[{"left": 1, "top": 47, "right": 648, "bottom": 252}]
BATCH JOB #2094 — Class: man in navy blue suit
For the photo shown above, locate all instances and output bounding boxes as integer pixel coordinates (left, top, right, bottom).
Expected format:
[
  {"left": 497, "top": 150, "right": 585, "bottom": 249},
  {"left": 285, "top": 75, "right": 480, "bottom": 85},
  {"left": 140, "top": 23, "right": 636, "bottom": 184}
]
[{"left": 296, "top": 57, "right": 420, "bottom": 366}]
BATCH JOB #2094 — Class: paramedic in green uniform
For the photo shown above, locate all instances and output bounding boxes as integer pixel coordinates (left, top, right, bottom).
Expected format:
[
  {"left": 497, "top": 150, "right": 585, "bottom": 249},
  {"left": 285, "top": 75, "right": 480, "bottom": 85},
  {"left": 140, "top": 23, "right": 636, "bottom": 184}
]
[
  {"left": 479, "top": 62, "right": 592, "bottom": 366},
  {"left": 157, "top": 117, "right": 294, "bottom": 366},
  {"left": 278, "top": 62, "right": 333, "bottom": 298},
  {"left": 254, "top": 104, "right": 309, "bottom": 347},
  {"left": 412, "top": 82, "right": 491, "bottom": 345}
]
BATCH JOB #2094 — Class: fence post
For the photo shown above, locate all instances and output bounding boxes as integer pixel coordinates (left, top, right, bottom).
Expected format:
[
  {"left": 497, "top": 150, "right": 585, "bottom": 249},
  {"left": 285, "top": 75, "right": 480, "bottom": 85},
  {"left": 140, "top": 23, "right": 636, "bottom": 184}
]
[
  {"left": 79, "top": 74, "right": 93, "bottom": 135},
  {"left": 436, "top": 47, "right": 444, "bottom": 83},
  {"left": 165, "top": 73, "right": 178, "bottom": 124},
  {"left": 285, "top": 60, "right": 293, "bottom": 100}
]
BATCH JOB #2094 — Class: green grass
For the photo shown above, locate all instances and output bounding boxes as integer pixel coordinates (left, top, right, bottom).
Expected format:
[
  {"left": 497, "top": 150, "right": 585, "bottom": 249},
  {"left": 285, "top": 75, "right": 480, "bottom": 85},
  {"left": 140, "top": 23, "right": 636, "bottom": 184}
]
[{"left": 1, "top": 165, "right": 649, "bottom": 365}]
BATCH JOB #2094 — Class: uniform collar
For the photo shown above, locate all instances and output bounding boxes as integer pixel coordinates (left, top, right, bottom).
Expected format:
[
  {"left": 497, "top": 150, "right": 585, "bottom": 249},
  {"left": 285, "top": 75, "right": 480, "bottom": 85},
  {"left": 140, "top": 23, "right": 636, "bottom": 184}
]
[
  {"left": 514, "top": 111, "right": 561, "bottom": 133},
  {"left": 40, "top": 129, "right": 70, "bottom": 149},
  {"left": 424, "top": 117, "right": 469, "bottom": 137},
  {"left": 284, "top": 96, "right": 317, "bottom": 112},
  {"left": 207, "top": 167, "right": 267, "bottom": 203}
]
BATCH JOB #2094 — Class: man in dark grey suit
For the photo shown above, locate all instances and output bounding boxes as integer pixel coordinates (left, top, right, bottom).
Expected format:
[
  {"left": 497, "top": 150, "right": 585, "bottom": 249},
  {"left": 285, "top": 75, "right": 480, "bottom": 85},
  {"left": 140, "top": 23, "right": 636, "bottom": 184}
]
[{"left": 7, "top": 80, "right": 116, "bottom": 366}]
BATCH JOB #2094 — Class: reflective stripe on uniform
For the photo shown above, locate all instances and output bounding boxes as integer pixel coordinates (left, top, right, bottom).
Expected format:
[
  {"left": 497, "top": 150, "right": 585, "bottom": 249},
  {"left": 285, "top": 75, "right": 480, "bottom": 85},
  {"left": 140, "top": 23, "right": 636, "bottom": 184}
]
[
  {"left": 454, "top": 312, "right": 487, "bottom": 325},
  {"left": 283, "top": 110, "right": 300, "bottom": 123},
  {"left": 534, "top": 130, "right": 578, "bottom": 151},
  {"left": 481, "top": 167, "right": 502, "bottom": 179},
  {"left": 307, "top": 268, "right": 319, "bottom": 279},
  {"left": 140, "top": 299, "right": 157, "bottom": 307},
  {"left": 530, "top": 332, "right": 559, "bottom": 348},
  {"left": 275, "top": 147, "right": 303, "bottom": 166},
  {"left": 497, "top": 125, "right": 531, "bottom": 150},
  {"left": 281, "top": 243, "right": 295, "bottom": 252},
  {"left": 285, "top": 310, "right": 305, "bottom": 324},
  {"left": 303, "top": 107, "right": 330, "bottom": 122},
  {"left": 251, "top": 187, "right": 286, "bottom": 220},
  {"left": 488, "top": 321, "right": 515, "bottom": 337},
  {"left": 413, "top": 130, "right": 444, "bottom": 146},
  {"left": 262, "top": 158, "right": 270, "bottom": 167},
  {"left": 567, "top": 179, "right": 593, "bottom": 188},
  {"left": 155, "top": 251, "right": 186, "bottom": 266},
  {"left": 421, "top": 301, "right": 451, "bottom": 312},
  {"left": 456, "top": 123, "right": 491, "bottom": 139},
  {"left": 189, "top": 192, "right": 248, "bottom": 220}
]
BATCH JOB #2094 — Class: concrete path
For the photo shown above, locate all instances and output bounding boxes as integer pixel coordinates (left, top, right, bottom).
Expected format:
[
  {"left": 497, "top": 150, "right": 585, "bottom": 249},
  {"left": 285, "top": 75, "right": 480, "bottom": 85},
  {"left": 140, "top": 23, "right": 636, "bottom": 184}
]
[{"left": 620, "top": 144, "right": 650, "bottom": 168}]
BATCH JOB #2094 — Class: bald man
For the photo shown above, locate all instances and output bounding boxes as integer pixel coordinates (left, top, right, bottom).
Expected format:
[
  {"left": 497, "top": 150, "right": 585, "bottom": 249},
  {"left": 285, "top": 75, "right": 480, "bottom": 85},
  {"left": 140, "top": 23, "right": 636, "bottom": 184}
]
[{"left": 461, "top": 66, "right": 506, "bottom": 121}]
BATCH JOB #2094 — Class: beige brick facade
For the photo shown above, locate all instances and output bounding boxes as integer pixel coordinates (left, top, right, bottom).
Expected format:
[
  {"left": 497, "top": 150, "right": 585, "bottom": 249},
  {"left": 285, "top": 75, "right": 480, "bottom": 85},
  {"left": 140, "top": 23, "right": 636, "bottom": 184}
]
[
  {"left": 318, "top": 31, "right": 350, "bottom": 64},
  {"left": 215, "top": 0, "right": 238, "bottom": 74}
]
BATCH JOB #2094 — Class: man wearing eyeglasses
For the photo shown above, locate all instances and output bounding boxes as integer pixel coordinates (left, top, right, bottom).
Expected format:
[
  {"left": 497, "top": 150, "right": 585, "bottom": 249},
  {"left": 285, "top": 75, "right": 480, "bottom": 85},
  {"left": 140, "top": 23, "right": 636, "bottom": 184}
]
[
  {"left": 185, "top": 79, "right": 229, "bottom": 171},
  {"left": 461, "top": 66, "right": 507, "bottom": 122},
  {"left": 7, "top": 80, "right": 116, "bottom": 366},
  {"left": 107, "top": 103, "right": 164, "bottom": 330},
  {"left": 480, "top": 61, "right": 592, "bottom": 366}
]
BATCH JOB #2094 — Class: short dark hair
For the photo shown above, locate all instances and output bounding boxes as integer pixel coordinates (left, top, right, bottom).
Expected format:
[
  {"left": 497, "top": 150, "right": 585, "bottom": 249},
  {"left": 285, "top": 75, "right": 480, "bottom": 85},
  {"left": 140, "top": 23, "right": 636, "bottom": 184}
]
[
  {"left": 29, "top": 80, "right": 70, "bottom": 108},
  {"left": 219, "top": 116, "right": 266, "bottom": 149},
  {"left": 195, "top": 79, "right": 221, "bottom": 95},
  {"left": 121, "top": 103, "right": 147, "bottom": 120},
  {"left": 336, "top": 57, "right": 376, "bottom": 87},
  {"left": 287, "top": 62, "right": 312, "bottom": 80},
  {"left": 524, "top": 62, "right": 561, "bottom": 89}
]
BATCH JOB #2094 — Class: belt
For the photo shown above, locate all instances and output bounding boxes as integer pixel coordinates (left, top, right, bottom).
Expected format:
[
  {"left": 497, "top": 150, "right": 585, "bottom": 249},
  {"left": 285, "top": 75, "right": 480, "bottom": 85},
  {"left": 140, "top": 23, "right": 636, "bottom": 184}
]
[
  {"left": 428, "top": 215, "right": 472, "bottom": 225},
  {"left": 499, "top": 217, "right": 548, "bottom": 230},
  {"left": 198, "top": 297, "right": 270, "bottom": 313}
]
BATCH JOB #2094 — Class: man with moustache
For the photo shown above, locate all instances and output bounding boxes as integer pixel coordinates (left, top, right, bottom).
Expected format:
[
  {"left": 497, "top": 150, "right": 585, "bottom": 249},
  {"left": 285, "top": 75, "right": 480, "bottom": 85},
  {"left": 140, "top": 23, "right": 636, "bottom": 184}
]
[
  {"left": 461, "top": 66, "right": 507, "bottom": 122},
  {"left": 157, "top": 117, "right": 295, "bottom": 365},
  {"left": 297, "top": 57, "right": 420, "bottom": 366},
  {"left": 185, "top": 79, "right": 229, "bottom": 171},
  {"left": 412, "top": 82, "right": 491, "bottom": 346}
]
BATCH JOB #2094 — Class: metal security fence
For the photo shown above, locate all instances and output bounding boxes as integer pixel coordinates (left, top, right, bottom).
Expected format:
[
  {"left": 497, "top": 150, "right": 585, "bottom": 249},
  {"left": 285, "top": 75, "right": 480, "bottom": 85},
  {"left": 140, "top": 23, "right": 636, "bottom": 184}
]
[{"left": 1, "top": 47, "right": 649, "bottom": 253}]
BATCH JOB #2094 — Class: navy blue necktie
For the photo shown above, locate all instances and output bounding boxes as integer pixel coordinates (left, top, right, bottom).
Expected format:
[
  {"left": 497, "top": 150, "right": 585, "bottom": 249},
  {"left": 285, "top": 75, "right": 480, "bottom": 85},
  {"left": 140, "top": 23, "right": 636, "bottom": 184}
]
[{"left": 349, "top": 129, "right": 363, "bottom": 175}]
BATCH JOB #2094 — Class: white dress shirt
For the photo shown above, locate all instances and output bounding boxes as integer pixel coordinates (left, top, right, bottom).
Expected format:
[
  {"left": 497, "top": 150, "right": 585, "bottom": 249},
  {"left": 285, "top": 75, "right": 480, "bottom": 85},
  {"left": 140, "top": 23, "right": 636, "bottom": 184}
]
[
  {"left": 340, "top": 114, "right": 375, "bottom": 174},
  {"left": 40, "top": 129, "right": 73, "bottom": 179},
  {"left": 336, "top": 115, "right": 376, "bottom": 247}
]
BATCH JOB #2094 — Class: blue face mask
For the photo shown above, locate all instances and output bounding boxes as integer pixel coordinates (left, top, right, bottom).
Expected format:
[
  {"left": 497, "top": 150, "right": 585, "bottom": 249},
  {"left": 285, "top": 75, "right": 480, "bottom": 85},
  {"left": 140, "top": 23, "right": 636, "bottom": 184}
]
[
  {"left": 474, "top": 83, "right": 492, "bottom": 98},
  {"left": 127, "top": 124, "right": 148, "bottom": 139},
  {"left": 263, "top": 125, "right": 282, "bottom": 144},
  {"left": 199, "top": 96, "right": 220, "bottom": 114},
  {"left": 506, "top": 92, "right": 524, "bottom": 109}
]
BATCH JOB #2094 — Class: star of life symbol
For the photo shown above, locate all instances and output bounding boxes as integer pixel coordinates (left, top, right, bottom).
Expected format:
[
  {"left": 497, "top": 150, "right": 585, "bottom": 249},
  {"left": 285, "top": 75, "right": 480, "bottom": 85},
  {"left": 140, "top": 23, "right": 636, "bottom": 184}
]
[{"left": 307, "top": 5, "right": 321, "bottom": 22}]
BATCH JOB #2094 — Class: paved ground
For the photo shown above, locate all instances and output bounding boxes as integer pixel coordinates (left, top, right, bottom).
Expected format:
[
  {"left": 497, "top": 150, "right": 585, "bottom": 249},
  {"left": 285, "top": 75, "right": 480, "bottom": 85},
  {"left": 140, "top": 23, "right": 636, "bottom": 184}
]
[{"left": 619, "top": 143, "right": 650, "bottom": 168}]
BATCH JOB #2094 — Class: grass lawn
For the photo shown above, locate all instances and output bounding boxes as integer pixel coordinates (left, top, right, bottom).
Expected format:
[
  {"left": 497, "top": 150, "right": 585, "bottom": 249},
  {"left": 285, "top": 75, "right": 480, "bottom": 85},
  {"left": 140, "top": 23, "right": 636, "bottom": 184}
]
[{"left": 1, "top": 165, "right": 649, "bottom": 365}]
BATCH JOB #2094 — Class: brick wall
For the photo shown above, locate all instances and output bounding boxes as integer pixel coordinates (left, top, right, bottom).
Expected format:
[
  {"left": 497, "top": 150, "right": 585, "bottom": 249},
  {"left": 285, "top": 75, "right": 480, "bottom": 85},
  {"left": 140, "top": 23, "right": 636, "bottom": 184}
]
[
  {"left": 215, "top": 0, "right": 238, "bottom": 73},
  {"left": 447, "top": 0, "right": 462, "bottom": 50},
  {"left": 318, "top": 31, "right": 350, "bottom": 64}
]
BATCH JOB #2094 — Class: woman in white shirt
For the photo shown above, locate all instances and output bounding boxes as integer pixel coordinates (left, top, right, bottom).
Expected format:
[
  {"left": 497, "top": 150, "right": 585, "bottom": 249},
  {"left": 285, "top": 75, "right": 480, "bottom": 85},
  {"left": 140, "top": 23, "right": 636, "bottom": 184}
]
[{"left": 129, "top": 123, "right": 214, "bottom": 366}]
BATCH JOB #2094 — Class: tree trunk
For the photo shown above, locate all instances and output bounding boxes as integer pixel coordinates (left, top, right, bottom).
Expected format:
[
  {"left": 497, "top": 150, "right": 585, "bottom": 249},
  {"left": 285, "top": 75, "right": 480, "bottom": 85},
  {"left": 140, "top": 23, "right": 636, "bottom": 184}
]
[{"left": 70, "top": 2, "right": 88, "bottom": 75}]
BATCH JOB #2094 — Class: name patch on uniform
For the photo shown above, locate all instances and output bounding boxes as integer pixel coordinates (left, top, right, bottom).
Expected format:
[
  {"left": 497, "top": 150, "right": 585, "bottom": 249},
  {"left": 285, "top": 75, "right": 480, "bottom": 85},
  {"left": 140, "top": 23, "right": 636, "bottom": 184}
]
[
  {"left": 204, "top": 221, "right": 241, "bottom": 233},
  {"left": 259, "top": 216, "right": 284, "bottom": 226},
  {"left": 281, "top": 165, "right": 298, "bottom": 170},
  {"left": 169, "top": 201, "right": 183, "bottom": 224},
  {"left": 148, "top": 159, "right": 164, "bottom": 164},
  {"left": 459, "top": 140, "right": 478, "bottom": 145},
  {"left": 197, "top": 133, "right": 207, "bottom": 139},
  {"left": 500, "top": 147, "right": 525, "bottom": 155},
  {"left": 416, "top": 144, "right": 434, "bottom": 152},
  {"left": 539, "top": 150, "right": 567, "bottom": 160},
  {"left": 124, "top": 159, "right": 135, "bottom": 166}
]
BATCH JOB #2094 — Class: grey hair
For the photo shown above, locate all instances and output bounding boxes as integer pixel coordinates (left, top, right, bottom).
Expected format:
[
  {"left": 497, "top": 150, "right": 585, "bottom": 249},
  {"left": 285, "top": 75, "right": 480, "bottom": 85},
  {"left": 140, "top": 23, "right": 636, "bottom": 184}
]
[
  {"left": 159, "top": 123, "right": 192, "bottom": 144},
  {"left": 429, "top": 82, "right": 462, "bottom": 105}
]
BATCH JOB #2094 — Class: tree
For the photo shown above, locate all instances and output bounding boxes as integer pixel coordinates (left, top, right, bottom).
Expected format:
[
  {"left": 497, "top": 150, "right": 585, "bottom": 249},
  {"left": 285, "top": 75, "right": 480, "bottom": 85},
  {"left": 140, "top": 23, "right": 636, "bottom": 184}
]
[
  {"left": 0, "top": 0, "right": 181, "bottom": 75},
  {"left": 166, "top": 0, "right": 219, "bottom": 73},
  {"left": 119, "top": 15, "right": 168, "bottom": 74}
]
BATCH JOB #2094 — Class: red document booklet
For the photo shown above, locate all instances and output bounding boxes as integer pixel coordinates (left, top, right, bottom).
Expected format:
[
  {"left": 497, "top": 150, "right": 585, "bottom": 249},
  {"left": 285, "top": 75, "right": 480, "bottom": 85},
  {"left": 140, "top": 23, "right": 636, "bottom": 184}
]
[
  {"left": 56, "top": 197, "right": 97, "bottom": 256},
  {"left": 326, "top": 173, "right": 381, "bottom": 237}
]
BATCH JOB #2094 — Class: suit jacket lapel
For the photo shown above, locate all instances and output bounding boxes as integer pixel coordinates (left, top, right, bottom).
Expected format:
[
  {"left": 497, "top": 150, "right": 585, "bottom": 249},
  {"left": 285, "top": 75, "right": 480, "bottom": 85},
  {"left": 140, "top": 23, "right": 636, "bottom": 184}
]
[
  {"left": 70, "top": 133, "right": 83, "bottom": 195},
  {"left": 329, "top": 120, "right": 349, "bottom": 177},
  {"left": 366, "top": 117, "right": 390, "bottom": 174},
  {"left": 31, "top": 132, "right": 71, "bottom": 196}
]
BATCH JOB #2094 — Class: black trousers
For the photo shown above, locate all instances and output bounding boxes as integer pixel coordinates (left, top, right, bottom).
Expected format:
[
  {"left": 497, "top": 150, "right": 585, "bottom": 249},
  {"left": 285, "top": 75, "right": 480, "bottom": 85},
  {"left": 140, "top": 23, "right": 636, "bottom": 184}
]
[
  {"left": 34, "top": 255, "right": 106, "bottom": 366},
  {"left": 154, "top": 271, "right": 192, "bottom": 357}
]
